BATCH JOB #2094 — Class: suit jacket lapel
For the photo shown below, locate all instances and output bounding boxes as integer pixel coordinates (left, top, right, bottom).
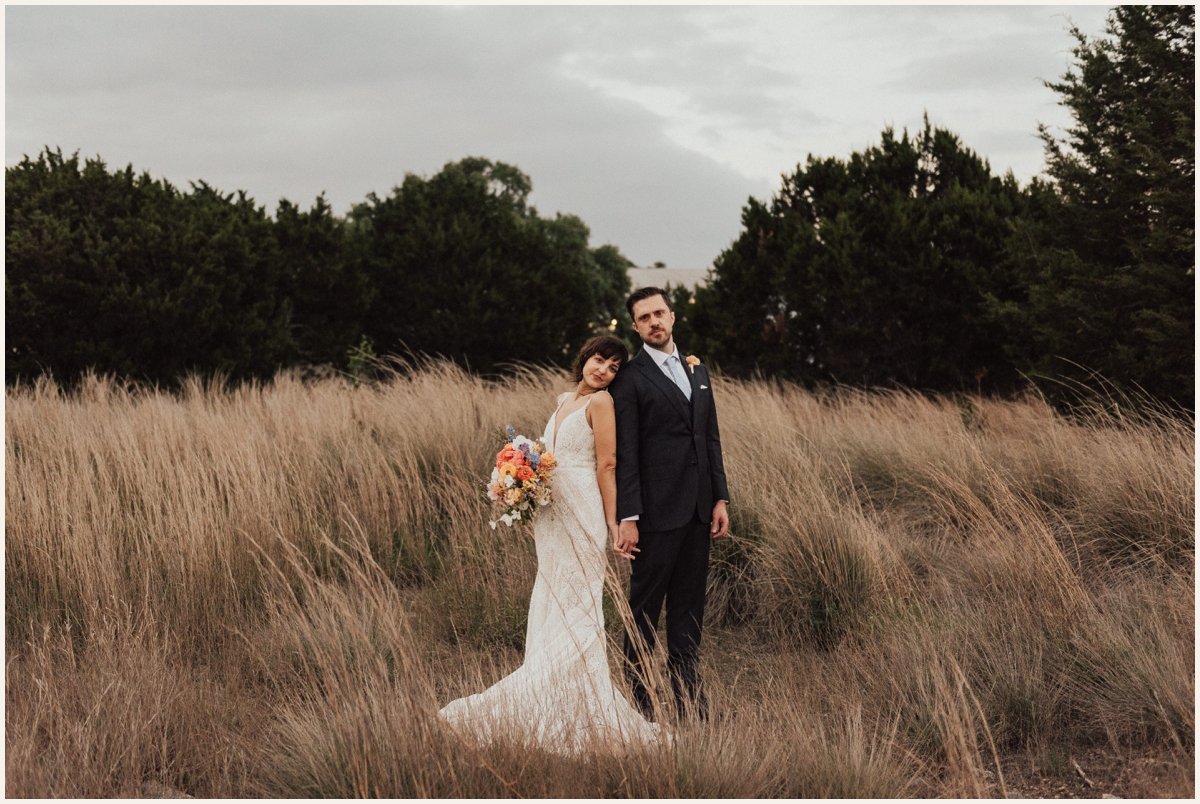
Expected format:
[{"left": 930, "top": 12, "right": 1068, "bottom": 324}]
[{"left": 634, "top": 349, "right": 692, "bottom": 427}]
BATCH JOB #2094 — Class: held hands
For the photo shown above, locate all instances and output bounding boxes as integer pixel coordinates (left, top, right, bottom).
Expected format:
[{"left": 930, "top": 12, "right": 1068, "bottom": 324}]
[
  {"left": 614, "top": 520, "right": 640, "bottom": 560},
  {"left": 710, "top": 500, "right": 730, "bottom": 539},
  {"left": 614, "top": 508, "right": 724, "bottom": 555}
]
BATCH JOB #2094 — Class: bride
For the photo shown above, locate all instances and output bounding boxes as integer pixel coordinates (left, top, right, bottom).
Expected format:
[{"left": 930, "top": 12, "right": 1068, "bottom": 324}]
[{"left": 438, "top": 335, "right": 663, "bottom": 754}]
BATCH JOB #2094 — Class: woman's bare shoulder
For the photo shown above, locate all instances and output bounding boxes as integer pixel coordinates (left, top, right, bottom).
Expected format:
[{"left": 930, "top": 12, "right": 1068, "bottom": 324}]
[{"left": 590, "top": 389, "right": 614, "bottom": 409}]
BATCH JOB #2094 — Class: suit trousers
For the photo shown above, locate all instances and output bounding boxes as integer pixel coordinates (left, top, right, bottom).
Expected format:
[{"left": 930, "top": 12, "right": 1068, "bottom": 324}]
[{"left": 623, "top": 512, "right": 711, "bottom": 718}]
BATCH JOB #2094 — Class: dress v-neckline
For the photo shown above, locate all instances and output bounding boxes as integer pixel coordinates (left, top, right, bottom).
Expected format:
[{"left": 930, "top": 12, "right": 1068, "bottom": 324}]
[{"left": 552, "top": 397, "right": 589, "bottom": 450}]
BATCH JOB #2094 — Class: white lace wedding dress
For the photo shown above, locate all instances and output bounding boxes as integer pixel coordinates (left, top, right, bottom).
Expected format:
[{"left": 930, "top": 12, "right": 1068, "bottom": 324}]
[{"left": 438, "top": 392, "right": 662, "bottom": 754}]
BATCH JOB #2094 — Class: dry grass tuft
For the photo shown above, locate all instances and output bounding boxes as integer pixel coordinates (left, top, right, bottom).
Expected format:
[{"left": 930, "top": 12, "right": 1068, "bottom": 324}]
[{"left": 6, "top": 365, "right": 1193, "bottom": 797}]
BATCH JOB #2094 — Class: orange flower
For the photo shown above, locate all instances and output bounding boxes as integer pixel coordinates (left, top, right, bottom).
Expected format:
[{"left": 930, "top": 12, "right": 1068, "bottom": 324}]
[
  {"left": 539, "top": 452, "right": 557, "bottom": 469},
  {"left": 499, "top": 462, "right": 518, "bottom": 479},
  {"left": 516, "top": 465, "right": 535, "bottom": 482}
]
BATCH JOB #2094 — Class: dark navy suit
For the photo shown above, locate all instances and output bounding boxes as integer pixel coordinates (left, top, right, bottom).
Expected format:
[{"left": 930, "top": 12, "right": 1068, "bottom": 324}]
[{"left": 611, "top": 346, "right": 729, "bottom": 716}]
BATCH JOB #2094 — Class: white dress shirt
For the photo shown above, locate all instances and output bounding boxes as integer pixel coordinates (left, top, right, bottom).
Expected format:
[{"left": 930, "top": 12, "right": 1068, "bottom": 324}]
[{"left": 643, "top": 341, "right": 692, "bottom": 401}]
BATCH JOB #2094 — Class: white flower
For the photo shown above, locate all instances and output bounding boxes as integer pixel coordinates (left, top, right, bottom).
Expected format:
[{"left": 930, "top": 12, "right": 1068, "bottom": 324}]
[
  {"left": 490, "top": 467, "right": 500, "bottom": 482},
  {"left": 512, "top": 435, "right": 533, "bottom": 451},
  {"left": 500, "top": 513, "right": 513, "bottom": 527},
  {"left": 489, "top": 520, "right": 498, "bottom": 530},
  {"left": 504, "top": 475, "right": 515, "bottom": 488},
  {"left": 512, "top": 511, "right": 522, "bottom": 521}
]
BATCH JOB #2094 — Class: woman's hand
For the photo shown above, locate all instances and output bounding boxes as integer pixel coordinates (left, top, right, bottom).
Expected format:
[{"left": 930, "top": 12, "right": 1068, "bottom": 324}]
[{"left": 614, "top": 520, "right": 640, "bottom": 560}]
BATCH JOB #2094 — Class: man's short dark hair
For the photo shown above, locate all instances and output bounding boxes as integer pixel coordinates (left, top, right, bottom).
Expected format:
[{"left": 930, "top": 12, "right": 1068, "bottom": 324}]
[
  {"left": 571, "top": 335, "right": 630, "bottom": 382},
  {"left": 626, "top": 286, "right": 671, "bottom": 319}
]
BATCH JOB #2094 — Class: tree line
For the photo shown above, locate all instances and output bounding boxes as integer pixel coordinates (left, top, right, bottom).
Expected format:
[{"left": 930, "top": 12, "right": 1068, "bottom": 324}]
[
  {"left": 678, "top": 5, "right": 1193, "bottom": 411},
  {"left": 5, "top": 6, "right": 1193, "bottom": 409},
  {"left": 6, "top": 154, "right": 633, "bottom": 384}
]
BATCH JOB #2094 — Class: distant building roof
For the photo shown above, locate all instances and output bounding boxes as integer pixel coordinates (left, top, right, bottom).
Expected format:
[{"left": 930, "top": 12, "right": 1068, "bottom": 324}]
[{"left": 627, "top": 266, "right": 710, "bottom": 290}]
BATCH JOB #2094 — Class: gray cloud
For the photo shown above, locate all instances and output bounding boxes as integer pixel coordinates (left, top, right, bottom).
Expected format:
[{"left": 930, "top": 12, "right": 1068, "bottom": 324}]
[
  {"left": 886, "top": 27, "right": 1080, "bottom": 95},
  {"left": 6, "top": 5, "right": 765, "bottom": 266},
  {"left": 5, "top": 4, "right": 1111, "bottom": 268}
]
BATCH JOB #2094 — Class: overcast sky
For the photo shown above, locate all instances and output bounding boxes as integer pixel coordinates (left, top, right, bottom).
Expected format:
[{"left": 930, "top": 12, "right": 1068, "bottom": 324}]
[{"left": 5, "top": 3, "right": 1113, "bottom": 269}]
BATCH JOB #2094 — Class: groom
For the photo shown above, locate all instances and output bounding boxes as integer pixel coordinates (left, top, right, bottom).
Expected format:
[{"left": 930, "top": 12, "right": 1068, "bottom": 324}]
[{"left": 611, "top": 286, "right": 730, "bottom": 720}]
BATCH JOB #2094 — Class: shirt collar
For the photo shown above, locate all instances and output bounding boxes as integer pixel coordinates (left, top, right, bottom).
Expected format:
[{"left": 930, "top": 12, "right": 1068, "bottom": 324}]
[{"left": 642, "top": 341, "right": 682, "bottom": 368}]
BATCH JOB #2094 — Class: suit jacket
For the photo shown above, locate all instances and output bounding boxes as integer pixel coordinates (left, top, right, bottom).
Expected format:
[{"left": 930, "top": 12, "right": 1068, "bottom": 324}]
[{"left": 611, "top": 347, "right": 730, "bottom": 532}]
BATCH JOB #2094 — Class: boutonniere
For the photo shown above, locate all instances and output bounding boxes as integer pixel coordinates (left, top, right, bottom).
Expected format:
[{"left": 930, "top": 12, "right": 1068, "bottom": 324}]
[{"left": 685, "top": 355, "right": 701, "bottom": 374}]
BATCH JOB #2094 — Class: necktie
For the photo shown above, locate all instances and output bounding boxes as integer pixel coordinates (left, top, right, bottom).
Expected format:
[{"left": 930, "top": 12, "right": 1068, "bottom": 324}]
[{"left": 667, "top": 354, "right": 692, "bottom": 401}]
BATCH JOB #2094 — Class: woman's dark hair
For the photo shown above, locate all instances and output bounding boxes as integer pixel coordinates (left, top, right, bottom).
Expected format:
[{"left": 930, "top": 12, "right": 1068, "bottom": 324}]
[{"left": 571, "top": 335, "right": 630, "bottom": 382}]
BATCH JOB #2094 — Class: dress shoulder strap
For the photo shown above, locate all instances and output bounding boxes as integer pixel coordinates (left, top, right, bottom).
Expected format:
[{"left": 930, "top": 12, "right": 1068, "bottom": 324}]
[
  {"left": 583, "top": 390, "right": 607, "bottom": 409},
  {"left": 551, "top": 391, "right": 572, "bottom": 418}
]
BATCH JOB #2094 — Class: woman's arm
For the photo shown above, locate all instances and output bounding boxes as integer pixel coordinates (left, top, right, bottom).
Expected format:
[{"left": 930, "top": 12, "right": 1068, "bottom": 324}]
[{"left": 587, "top": 391, "right": 619, "bottom": 535}]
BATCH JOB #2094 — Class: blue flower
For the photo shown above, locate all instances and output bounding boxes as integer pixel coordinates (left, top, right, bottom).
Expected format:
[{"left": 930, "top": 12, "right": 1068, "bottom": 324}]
[{"left": 505, "top": 424, "right": 516, "bottom": 439}]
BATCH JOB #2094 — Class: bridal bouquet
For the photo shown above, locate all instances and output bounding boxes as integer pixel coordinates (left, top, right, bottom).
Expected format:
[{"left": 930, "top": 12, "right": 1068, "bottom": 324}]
[{"left": 487, "top": 425, "right": 557, "bottom": 528}]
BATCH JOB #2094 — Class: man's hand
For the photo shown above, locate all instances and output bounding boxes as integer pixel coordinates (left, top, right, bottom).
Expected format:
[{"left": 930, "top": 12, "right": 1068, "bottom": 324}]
[
  {"left": 710, "top": 500, "right": 730, "bottom": 539},
  {"left": 615, "top": 520, "right": 640, "bottom": 559}
]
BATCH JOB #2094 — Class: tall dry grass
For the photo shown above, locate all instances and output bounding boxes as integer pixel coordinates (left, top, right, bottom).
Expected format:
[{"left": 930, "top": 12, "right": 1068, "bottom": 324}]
[{"left": 5, "top": 364, "right": 1194, "bottom": 797}]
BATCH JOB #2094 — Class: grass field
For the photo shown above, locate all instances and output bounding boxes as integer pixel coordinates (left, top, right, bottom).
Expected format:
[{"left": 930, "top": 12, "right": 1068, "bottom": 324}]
[{"left": 5, "top": 363, "right": 1194, "bottom": 797}]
